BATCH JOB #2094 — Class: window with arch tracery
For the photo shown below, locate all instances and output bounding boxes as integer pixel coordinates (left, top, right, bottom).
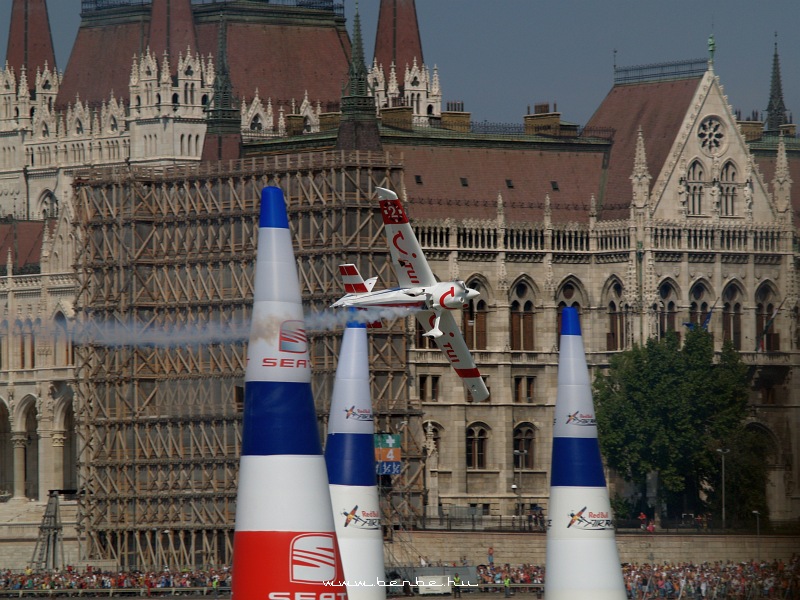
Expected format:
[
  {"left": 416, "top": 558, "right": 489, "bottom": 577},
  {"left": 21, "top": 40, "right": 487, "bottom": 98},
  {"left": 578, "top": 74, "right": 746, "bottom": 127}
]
[
  {"left": 755, "top": 286, "right": 780, "bottom": 352},
  {"left": 720, "top": 161, "right": 737, "bottom": 216},
  {"left": 687, "top": 160, "right": 704, "bottom": 215},
  {"left": 466, "top": 423, "right": 489, "bottom": 470},
  {"left": 463, "top": 280, "right": 487, "bottom": 350},
  {"left": 556, "top": 282, "right": 582, "bottom": 348},
  {"left": 606, "top": 281, "right": 626, "bottom": 351},
  {"left": 513, "top": 425, "right": 535, "bottom": 469},
  {"left": 722, "top": 285, "right": 743, "bottom": 350},
  {"left": 655, "top": 282, "right": 679, "bottom": 339},
  {"left": 510, "top": 281, "right": 535, "bottom": 351},
  {"left": 689, "top": 283, "right": 712, "bottom": 329}
]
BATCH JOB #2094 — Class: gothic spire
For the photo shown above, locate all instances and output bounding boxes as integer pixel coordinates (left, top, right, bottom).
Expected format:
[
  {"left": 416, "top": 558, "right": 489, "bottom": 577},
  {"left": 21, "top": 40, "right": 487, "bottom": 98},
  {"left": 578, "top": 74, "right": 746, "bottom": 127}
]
[
  {"left": 201, "top": 12, "right": 241, "bottom": 161},
  {"left": 5, "top": 0, "right": 57, "bottom": 89},
  {"left": 766, "top": 34, "right": 787, "bottom": 132},
  {"left": 336, "top": 4, "right": 381, "bottom": 151}
]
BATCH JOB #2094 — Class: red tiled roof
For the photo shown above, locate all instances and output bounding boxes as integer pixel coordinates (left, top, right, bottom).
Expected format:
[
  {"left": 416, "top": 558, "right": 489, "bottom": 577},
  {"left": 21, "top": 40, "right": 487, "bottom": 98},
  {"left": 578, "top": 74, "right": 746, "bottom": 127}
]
[
  {"left": 385, "top": 140, "right": 607, "bottom": 224},
  {"left": 59, "top": 4, "right": 351, "bottom": 110},
  {"left": 374, "top": 0, "right": 424, "bottom": 87},
  {"left": 586, "top": 76, "right": 702, "bottom": 220},
  {"left": 196, "top": 20, "right": 351, "bottom": 106},
  {"left": 0, "top": 221, "right": 46, "bottom": 271},
  {"left": 6, "top": 0, "right": 57, "bottom": 84},
  {"left": 149, "top": 0, "right": 198, "bottom": 66},
  {"left": 57, "top": 18, "right": 148, "bottom": 108}
]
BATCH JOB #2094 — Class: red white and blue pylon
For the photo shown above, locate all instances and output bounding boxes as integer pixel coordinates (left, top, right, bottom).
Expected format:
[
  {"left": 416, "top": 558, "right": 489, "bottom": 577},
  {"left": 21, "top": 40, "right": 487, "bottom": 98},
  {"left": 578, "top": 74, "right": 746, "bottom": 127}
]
[
  {"left": 232, "top": 186, "right": 347, "bottom": 598},
  {"left": 325, "top": 318, "right": 386, "bottom": 599},
  {"left": 545, "top": 306, "right": 626, "bottom": 599}
]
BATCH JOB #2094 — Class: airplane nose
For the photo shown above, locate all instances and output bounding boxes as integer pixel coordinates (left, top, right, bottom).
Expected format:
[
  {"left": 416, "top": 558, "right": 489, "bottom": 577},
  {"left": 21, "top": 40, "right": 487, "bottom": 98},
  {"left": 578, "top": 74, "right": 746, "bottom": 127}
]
[{"left": 466, "top": 288, "right": 480, "bottom": 300}]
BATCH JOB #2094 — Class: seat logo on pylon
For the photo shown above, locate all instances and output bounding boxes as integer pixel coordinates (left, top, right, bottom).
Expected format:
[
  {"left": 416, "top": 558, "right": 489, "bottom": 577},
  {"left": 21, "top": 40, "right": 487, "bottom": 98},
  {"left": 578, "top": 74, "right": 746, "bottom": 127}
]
[
  {"left": 289, "top": 534, "right": 338, "bottom": 583},
  {"left": 280, "top": 320, "right": 308, "bottom": 353}
]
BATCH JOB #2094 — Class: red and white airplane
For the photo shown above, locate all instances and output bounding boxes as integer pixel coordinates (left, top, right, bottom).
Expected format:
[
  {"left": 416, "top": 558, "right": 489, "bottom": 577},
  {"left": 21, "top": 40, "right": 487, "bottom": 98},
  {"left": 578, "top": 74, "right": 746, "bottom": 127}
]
[{"left": 332, "top": 187, "right": 489, "bottom": 402}]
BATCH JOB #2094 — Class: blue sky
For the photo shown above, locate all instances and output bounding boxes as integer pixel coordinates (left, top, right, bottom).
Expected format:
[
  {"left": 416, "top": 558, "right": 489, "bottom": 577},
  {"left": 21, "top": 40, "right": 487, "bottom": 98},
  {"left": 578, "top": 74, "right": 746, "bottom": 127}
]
[{"left": 0, "top": 0, "right": 797, "bottom": 126}]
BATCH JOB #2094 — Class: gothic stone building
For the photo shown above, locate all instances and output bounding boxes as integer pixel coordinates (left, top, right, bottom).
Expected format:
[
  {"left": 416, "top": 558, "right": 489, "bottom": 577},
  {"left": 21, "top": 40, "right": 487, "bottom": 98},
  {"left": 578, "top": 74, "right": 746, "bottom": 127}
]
[{"left": 0, "top": 0, "right": 798, "bottom": 569}]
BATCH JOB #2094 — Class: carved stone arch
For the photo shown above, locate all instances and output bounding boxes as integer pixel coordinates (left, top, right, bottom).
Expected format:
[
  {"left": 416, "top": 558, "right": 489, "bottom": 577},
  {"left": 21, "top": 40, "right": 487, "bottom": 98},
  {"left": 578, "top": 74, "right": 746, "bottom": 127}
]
[
  {"left": 463, "top": 274, "right": 491, "bottom": 351},
  {"left": 744, "top": 422, "right": 780, "bottom": 466},
  {"left": 653, "top": 278, "right": 681, "bottom": 338},
  {"left": 555, "top": 275, "right": 588, "bottom": 308},
  {"left": 688, "top": 277, "right": 715, "bottom": 327},
  {"left": 603, "top": 275, "right": 628, "bottom": 351},
  {"left": 721, "top": 279, "right": 746, "bottom": 349},
  {"left": 37, "top": 189, "right": 58, "bottom": 219},
  {"left": 508, "top": 274, "right": 540, "bottom": 304},
  {"left": 12, "top": 393, "right": 38, "bottom": 433},
  {"left": 51, "top": 385, "right": 75, "bottom": 431},
  {"left": 754, "top": 279, "right": 780, "bottom": 304}
]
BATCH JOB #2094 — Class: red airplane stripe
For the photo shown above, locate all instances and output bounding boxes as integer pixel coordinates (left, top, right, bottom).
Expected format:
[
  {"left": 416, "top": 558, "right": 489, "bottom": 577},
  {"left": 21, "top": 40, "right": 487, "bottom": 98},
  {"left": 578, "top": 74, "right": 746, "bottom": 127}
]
[{"left": 454, "top": 367, "right": 481, "bottom": 378}]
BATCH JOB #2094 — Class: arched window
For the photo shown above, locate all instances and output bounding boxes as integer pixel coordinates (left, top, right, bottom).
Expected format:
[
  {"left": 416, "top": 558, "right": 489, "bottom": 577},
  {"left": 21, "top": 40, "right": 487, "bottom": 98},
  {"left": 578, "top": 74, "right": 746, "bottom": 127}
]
[
  {"left": 250, "top": 115, "right": 263, "bottom": 131},
  {"left": 466, "top": 423, "right": 489, "bottom": 470},
  {"left": 606, "top": 280, "right": 626, "bottom": 351},
  {"left": 755, "top": 285, "right": 780, "bottom": 352},
  {"left": 510, "top": 281, "right": 535, "bottom": 351},
  {"left": 463, "top": 280, "right": 487, "bottom": 350},
  {"left": 722, "top": 285, "right": 743, "bottom": 350},
  {"left": 513, "top": 424, "right": 535, "bottom": 469},
  {"left": 689, "top": 283, "right": 712, "bottom": 329},
  {"left": 687, "top": 160, "right": 704, "bottom": 215},
  {"left": 655, "top": 282, "right": 679, "bottom": 339},
  {"left": 720, "top": 161, "right": 737, "bottom": 216},
  {"left": 556, "top": 281, "right": 582, "bottom": 348}
]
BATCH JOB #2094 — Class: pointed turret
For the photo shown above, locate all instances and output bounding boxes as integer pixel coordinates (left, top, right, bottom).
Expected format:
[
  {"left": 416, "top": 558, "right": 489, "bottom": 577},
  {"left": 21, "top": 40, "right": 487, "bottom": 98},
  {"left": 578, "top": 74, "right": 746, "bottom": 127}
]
[
  {"left": 374, "top": 0, "right": 423, "bottom": 90},
  {"left": 148, "top": 0, "right": 198, "bottom": 74},
  {"left": 5, "top": 0, "right": 57, "bottom": 90},
  {"left": 336, "top": 5, "right": 381, "bottom": 151},
  {"left": 766, "top": 35, "right": 787, "bottom": 133},
  {"left": 201, "top": 14, "right": 241, "bottom": 162}
]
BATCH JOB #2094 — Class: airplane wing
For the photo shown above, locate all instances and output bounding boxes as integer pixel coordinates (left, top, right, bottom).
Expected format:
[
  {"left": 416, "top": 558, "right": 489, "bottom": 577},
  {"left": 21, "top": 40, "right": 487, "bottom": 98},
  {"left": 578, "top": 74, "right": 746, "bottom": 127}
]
[
  {"left": 376, "top": 188, "right": 437, "bottom": 288},
  {"left": 416, "top": 309, "right": 490, "bottom": 402}
]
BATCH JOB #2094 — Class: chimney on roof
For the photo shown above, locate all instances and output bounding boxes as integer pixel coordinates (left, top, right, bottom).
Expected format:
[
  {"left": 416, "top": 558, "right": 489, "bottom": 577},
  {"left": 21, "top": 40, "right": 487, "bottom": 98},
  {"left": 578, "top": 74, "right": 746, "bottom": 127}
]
[{"left": 5, "top": 0, "right": 57, "bottom": 89}]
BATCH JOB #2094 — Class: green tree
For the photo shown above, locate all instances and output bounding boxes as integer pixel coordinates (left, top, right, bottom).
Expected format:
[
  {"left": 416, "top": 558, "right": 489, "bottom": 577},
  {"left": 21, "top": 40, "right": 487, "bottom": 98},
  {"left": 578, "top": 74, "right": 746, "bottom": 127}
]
[{"left": 594, "top": 328, "right": 756, "bottom": 520}]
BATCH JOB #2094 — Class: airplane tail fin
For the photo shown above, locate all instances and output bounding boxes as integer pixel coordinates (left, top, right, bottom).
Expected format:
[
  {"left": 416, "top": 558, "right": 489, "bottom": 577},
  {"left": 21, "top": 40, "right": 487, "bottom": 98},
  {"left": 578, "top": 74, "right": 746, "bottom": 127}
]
[{"left": 338, "top": 264, "right": 376, "bottom": 293}]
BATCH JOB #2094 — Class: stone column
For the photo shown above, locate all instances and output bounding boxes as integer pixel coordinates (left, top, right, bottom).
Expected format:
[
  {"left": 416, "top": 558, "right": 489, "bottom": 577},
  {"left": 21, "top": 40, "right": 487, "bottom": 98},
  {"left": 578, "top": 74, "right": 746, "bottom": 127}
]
[
  {"left": 11, "top": 432, "right": 26, "bottom": 500},
  {"left": 51, "top": 430, "right": 66, "bottom": 491}
]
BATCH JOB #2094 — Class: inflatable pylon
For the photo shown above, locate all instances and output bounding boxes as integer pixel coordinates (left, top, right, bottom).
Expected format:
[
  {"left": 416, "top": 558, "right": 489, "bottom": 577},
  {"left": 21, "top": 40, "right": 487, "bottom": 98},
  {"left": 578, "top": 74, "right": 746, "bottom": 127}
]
[
  {"left": 545, "top": 306, "right": 626, "bottom": 599},
  {"left": 232, "top": 186, "right": 347, "bottom": 598},
  {"left": 325, "top": 318, "right": 386, "bottom": 599}
]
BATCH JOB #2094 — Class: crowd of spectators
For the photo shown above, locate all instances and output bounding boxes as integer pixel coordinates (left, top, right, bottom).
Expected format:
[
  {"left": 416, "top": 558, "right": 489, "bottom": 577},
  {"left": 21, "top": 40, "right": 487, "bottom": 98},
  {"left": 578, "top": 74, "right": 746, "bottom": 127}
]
[
  {"left": 0, "top": 567, "right": 229, "bottom": 593},
  {"left": 474, "top": 555, "right": 799, "bottom": 598},
  {"left": 0, "top": 555, "right": 798, "bottom": 598}
]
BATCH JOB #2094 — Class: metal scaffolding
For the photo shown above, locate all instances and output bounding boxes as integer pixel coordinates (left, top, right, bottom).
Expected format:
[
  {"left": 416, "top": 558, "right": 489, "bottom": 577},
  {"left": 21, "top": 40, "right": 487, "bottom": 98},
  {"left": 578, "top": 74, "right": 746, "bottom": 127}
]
[{"left": 72, "top": 152, "right": 423, "bottom": 569}]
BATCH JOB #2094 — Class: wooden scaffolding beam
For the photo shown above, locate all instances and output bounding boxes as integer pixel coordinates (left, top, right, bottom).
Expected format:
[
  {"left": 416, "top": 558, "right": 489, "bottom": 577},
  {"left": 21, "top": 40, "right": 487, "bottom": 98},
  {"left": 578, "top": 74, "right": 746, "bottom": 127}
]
[{"left": 72, "top": 152, "right": 421, "bottom": 569}]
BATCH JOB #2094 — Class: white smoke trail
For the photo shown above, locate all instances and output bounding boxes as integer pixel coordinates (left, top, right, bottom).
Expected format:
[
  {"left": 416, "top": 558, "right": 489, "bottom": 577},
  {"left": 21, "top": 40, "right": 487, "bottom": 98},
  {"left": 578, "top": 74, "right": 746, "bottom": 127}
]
[{"left": 68, "top": 307, "right": 417, "bottom": 348}]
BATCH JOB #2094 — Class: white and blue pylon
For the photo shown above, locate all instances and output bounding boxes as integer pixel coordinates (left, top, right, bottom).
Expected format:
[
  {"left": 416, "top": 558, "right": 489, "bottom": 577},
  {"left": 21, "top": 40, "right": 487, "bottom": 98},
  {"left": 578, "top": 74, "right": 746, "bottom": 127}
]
[
  {"left": 325, "top": 317, "right": 387, "bottom": 599},
  {"left": 232, "top": 187, "right": 347, "bottom": 598},
  {"left": 545, "top": 306, "right": 627, "bottom": 600}
]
